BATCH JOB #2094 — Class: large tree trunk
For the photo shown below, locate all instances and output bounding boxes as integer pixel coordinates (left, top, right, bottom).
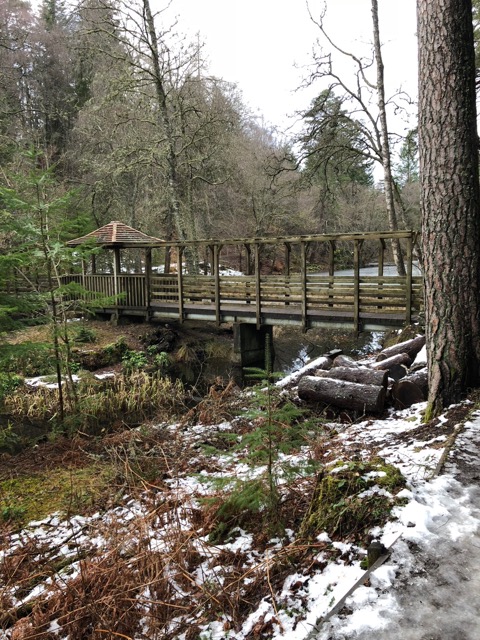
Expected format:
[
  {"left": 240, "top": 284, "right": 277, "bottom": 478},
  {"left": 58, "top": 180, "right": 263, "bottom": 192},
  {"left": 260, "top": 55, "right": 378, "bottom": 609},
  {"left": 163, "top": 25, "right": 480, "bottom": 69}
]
[
  {"left": 417, "top": 0, "right": 480, "bottom": 414},
  {"left": 143, "top": 0, "right": 185, "bottom": 244}
]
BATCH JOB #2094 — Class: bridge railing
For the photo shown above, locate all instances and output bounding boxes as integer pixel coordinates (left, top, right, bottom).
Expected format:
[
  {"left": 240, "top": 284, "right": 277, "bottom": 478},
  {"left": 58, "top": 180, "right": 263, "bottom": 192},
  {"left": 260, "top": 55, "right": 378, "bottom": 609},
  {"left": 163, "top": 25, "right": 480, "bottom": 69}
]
[
  {"left": 149, "top": 271, "right": 423, "bottom": 330},
  {"left": 146, "top": 229, "right": 422, "bottom": 329}
]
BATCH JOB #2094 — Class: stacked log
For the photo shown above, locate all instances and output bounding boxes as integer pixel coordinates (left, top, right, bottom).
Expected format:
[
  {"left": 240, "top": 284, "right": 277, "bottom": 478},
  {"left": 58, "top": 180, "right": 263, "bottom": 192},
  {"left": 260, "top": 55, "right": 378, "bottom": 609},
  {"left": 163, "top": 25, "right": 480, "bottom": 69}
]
[
  {"left": 297, "top": 335, "right": 427, "bottom": 414},
  {"left": 298, "top": 376, "right": 386, "bottom": 414}
]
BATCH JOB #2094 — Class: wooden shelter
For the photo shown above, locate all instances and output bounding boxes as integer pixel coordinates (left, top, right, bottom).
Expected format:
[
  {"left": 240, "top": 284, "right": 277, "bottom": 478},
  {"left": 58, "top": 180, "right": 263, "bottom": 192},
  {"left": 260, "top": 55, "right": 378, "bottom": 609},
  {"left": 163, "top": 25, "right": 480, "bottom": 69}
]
[{"left": 67, "top": 221, "right": 165, "bottom": 315}]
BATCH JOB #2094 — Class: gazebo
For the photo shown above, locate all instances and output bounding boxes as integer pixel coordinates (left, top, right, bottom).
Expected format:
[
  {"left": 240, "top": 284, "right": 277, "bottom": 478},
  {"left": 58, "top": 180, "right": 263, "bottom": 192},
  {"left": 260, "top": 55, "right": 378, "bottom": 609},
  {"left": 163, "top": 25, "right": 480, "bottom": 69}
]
[{"left": 67, "top": 221, "right": 165, "bottom": 315}]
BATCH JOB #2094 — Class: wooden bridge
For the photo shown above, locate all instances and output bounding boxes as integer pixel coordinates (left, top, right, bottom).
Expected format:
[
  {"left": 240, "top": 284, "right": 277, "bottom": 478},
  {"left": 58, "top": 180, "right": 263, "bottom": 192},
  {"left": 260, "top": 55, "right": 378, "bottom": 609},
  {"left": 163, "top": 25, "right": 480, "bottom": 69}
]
[{"left": 64, "top": 225, "right": 423, "bottom": 333}]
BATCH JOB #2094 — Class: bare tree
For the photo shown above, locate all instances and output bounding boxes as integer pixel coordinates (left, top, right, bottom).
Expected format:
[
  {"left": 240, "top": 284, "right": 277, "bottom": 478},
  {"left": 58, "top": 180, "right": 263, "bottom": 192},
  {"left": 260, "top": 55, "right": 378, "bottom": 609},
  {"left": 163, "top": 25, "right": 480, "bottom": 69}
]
[{"left": 303, "top": 1, "right": 413, "bottom": 273}]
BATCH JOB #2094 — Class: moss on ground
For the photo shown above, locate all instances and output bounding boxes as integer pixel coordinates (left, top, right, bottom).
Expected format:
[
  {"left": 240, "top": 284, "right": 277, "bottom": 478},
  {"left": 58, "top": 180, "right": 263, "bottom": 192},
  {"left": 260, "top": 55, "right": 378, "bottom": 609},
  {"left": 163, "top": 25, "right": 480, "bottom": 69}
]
[
  {"left": 300, "top": 457, "right": 406, "bottom": 542},
  {"left": 0, "top": 463, "right": 115, "bottom": 526}
]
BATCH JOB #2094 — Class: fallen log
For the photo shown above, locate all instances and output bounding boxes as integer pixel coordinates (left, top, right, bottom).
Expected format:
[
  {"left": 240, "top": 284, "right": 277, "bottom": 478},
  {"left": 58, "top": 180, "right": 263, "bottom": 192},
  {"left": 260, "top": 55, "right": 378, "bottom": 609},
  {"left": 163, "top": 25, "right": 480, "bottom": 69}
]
[
  {"left": 333, "top": 354, "right": 360, "bottom": 368},
  {"left": 392, "top": 379, "right": 425, "bottom": 408},
  {"left": 298, "top": 376, "right": 386, "bottom": 414},
  {"left": 376, "top": 335, "right": 425, "bottom": 362},
  {"left": 371, "top": 352, "right": 412, "bottom": 373},
  {"left": 315, "top": 366, "right": 388, "bottom": 389}
]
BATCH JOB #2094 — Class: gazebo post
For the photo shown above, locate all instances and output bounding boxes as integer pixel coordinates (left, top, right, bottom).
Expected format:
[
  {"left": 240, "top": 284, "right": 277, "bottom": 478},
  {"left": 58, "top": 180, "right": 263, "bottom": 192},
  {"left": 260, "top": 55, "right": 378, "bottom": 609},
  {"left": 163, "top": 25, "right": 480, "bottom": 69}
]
[
  {"left": 113, "top": 247, "right": 121, "bottom": 317},
  {"left": 145, "top": 248, "right": 152, "bottom": 315}
]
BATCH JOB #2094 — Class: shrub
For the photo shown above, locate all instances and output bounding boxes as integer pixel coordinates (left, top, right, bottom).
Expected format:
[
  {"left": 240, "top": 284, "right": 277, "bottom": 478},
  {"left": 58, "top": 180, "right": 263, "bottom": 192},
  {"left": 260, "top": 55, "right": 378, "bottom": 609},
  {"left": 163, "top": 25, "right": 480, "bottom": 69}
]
[
  {"left": 300, "top": 458, "right": 406, "bottom": 542},
  {"left": 0, "top": 341, "right": 55, "bottom": 376},
  {"left": 122, "top": 349, "right": 148, "bottom": 374},
  {"left": 73, "top": 325, "right": 97, "bottom": 343}
]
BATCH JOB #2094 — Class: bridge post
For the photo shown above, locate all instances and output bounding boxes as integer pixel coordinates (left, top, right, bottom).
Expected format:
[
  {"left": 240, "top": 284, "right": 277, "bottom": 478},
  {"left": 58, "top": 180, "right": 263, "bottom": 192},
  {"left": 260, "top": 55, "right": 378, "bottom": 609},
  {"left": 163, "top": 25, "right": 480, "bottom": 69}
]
[
  {"left": 254, "top": 244, "right": 261, "bottom": 329},
  {"left": 145, "top": 248, "right": 152, "bottom": 317},
  {"left": 177, "top": 246, "right": 184, "bottom": 323},
  {"left": 353, "top": 239, "right": 364, "bottom": 335},
  {"left": 405, "top": 234, "right": 413, "bottom": 325},
  {"left": 213, "top": 243, "right": 222, "bottom": 325},
  {"left": 232, "top": 323, "right": 275, "bottom": 383},
  {"left": 328, "top": 240, "right": 335, "bottom": 307},
  {"left": 300, "top": 241, "right": 310, "bottom": 332}
]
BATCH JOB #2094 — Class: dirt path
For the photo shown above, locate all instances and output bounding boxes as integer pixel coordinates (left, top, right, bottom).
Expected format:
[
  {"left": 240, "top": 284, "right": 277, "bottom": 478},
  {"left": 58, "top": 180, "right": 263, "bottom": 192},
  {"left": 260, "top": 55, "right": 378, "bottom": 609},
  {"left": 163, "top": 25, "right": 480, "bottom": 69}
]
[{"left": 317, "top": 413, "right": 480, "bottom": 640}]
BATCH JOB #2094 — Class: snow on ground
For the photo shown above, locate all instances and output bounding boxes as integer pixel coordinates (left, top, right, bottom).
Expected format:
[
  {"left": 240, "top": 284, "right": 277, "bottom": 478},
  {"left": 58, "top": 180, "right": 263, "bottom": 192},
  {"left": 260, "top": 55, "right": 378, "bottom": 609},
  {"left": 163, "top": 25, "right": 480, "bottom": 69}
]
[
  {"left": 1, "top": 355, "right": 479, "bottom": 639},
  {"left": 318, "top": 414, "right": 480, "bottom": 640}
]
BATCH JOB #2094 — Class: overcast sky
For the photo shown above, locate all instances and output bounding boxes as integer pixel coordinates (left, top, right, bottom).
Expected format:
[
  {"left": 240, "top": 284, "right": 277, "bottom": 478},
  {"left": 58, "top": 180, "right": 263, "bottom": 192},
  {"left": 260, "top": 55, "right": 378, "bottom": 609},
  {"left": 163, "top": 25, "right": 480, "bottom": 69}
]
[{"left": 161, "top": 0, "right": 418, "bottom": 137}]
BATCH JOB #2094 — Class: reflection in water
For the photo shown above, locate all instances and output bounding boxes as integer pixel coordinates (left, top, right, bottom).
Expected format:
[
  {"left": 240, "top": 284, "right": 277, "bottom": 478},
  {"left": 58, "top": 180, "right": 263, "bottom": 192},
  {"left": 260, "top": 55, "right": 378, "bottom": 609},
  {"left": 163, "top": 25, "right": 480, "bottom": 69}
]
[{"left": 274, "top": 326, "right": 387, "bottom": 375}]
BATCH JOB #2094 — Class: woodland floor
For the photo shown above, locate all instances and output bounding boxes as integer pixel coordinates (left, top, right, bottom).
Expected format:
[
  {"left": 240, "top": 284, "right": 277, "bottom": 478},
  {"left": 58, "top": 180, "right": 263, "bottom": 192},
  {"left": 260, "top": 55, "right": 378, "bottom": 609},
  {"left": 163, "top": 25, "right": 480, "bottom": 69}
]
[{"left": 1, "top": 321, "right": 479, "bottom": 639}]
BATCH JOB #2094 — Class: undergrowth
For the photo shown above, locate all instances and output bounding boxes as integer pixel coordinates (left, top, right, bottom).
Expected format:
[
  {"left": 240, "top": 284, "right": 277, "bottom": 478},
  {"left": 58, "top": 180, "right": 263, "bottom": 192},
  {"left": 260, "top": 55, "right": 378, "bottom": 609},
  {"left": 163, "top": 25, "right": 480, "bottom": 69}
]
[{"left": 3, "top": 372, "right": 187, "bottom": 435}]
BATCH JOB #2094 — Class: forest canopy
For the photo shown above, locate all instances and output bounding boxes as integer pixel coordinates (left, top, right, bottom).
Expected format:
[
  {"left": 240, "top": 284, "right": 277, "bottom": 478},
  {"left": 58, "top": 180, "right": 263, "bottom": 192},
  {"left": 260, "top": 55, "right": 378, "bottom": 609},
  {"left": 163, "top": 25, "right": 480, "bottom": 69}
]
[{"left": 0, "top": 0, "right": 422, "bottom": 258}]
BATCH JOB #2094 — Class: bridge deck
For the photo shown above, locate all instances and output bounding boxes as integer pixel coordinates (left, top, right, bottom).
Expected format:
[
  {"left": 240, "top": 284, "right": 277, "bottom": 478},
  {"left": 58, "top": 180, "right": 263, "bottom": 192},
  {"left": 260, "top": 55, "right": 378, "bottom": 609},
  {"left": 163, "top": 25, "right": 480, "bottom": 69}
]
[{"left": 147, "top": 300, "right": 410, "bottom": 331}]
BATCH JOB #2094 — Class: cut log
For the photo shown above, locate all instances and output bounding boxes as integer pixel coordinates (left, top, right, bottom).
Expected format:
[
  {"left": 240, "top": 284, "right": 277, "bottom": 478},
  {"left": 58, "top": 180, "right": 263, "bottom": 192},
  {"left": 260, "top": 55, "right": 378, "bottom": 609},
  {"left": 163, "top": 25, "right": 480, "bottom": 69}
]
[
  {"left": 371, "top": 352, "right": 412, "bottom": 372},
  {"left": 333, "top": 354, "right": 360, "bottom": 368},
  {"left": 315, "top": 366, "right": 388, "bottom": 389},
  {"left": 387, "top": 364, "right": 409, "bottom": 382},
  {"left": 405, "top": 368, "right": 428, "bottom": 396},
  {"left": 392, "top": 379, "right": 426, "bottom": 408},
  {"left": 376, "top": 335, "right": 425, "bottom": 362},
  {"left": 298, "top": 376, "right": 386, "bottom": 413}
]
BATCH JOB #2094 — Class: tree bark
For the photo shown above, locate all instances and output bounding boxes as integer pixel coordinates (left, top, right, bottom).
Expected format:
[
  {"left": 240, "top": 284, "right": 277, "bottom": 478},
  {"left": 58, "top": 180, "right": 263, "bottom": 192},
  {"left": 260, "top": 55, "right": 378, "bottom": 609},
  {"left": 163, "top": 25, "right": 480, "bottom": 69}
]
[
  {"left": 418, "top": 0, "right": 480, "bottom": 414},
  {"left": 298, "top": 376, "right": 386, "bottom": 413}
]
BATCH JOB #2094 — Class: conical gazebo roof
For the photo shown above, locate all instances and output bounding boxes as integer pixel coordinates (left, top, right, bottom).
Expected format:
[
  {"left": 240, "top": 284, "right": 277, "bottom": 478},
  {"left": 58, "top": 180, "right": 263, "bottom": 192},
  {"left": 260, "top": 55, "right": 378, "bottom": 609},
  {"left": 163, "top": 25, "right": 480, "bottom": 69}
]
[{"left": 67, "top": 221, "right": 165, "bottom": 248}]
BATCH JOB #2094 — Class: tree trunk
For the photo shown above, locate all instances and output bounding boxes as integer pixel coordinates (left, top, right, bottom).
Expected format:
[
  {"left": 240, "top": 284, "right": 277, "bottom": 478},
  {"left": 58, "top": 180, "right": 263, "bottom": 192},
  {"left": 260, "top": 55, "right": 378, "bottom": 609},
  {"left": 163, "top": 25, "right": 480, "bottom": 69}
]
[
  {"left": 418, "top": 0, "right": 480, "bottom": 414},
  {"left": 143, "top": 0, "right": 185, "bottom": 244},
  {"left": 371, "top": 0, "right": 405, "bottom": 276}
]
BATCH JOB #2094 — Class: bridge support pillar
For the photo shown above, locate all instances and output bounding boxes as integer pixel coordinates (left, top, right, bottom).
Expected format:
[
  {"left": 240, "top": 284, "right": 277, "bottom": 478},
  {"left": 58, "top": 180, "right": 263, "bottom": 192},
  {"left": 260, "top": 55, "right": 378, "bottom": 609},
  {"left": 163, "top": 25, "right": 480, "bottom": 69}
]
[{"left": 233, "top": 323, "right": 275, "bottom": 384}]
